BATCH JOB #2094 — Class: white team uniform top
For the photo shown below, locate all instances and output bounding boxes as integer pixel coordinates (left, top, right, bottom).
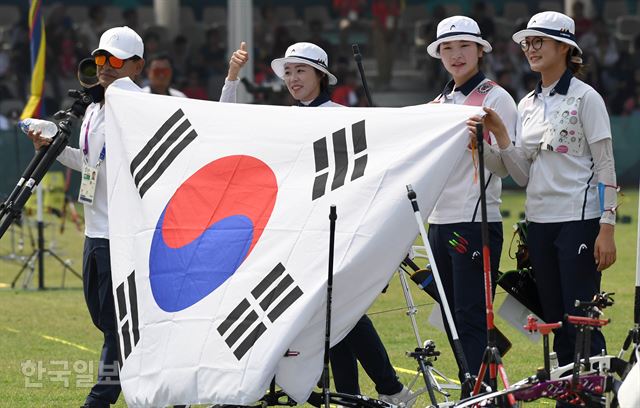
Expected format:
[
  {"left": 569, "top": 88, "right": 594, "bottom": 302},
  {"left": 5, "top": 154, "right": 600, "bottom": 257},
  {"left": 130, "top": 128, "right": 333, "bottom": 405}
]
[
  {"left": 141, "top": 85, "right": 187, "bottom": 98},
  {"left": 220, "top": 79, "right": 239, "bottom": 103},
  {"left": 515, "top": 71, "right": 613, "bottom": 223},
  {"left": 57, "top": 103, "right": 108, "bottom": 238},
  {"left": 428, "top": 72, "right": 519, "bottom": 224},
  {"left": 57, "top": 78, "right": 143, "bottom": 238}
]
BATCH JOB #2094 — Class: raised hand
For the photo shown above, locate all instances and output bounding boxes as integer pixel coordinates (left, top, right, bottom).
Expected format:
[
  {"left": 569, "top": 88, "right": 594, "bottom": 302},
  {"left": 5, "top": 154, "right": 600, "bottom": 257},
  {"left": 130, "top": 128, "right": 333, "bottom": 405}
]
[{"left": 227, "top": 41, "right": 249, "bottom": 81}]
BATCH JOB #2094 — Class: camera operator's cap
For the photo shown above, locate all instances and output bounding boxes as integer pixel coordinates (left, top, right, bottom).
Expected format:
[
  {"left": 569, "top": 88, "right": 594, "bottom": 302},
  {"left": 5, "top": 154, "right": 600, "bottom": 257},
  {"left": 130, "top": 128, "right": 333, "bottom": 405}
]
[
  {"left": 427, "top": 16, "right": 492, "bottom": 58},
  {"left": 512, "top": 11, "right": 582, "bottom": 55},
  {"left": 271, "top": 42, "right": 337, "bottom": 85},
  {"left": 92, "top": 26, "right": 144, "bottom": 59}
]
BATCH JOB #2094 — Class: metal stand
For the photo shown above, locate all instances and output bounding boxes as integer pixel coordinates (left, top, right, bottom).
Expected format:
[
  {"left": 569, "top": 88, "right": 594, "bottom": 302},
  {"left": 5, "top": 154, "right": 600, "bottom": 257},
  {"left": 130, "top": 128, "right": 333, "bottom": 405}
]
[
  {"left": 9, "top": 184, "right": 81, "bottom": 289},
  {"left": 0, "top": 119, "right": 30, "bottom": 265},
  {"left": 1, "top": 90, "right": 91, "bottom": 289},
  {"left": 457, "top": 293, "right": 624, "bottom": 408},
  {"left": 396, "top": 264, "right": 460, "bottom": 407},
  {"left": 404, "top": 185, "right": 474, "bottom": 397},
  {"left": 524, "top": 315, "right": 563, "bottom": 380},
  {"left": 322, "top": 205, "right": 337, "bottom": 408},
  {"left": 470, "top": 124, "right": 514, "bottom": 407},
  {"left": 314, "top": 205, "right": 399, "bottom": 408},
  {"left": 10, "top": 235, "right": 80, "bottom": 289},
  {"left": 0, "top": 212, "right": 31, "bottom": 265}
]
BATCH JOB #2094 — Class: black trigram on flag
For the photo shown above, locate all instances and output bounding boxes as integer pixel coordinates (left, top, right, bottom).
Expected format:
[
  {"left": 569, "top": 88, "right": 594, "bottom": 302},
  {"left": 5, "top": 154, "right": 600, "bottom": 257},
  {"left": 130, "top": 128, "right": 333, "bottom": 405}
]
[
  {"left": 129, "top": 109, "right": 198, "bottom": 198},
  {"left": 312, "top": 120, "right": 368, "bottom": 200},
  {"left": 217, "top": 263, "right": 303, "bottom": 360},
  {"left": 115, "top": 270, "right": 140, "bottom": 363}
]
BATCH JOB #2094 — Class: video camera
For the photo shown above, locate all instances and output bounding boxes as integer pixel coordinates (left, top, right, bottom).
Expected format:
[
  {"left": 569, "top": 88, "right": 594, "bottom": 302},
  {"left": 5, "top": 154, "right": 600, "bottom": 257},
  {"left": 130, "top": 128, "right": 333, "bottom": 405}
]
[
  {"left": 0, "top": 57, "right": 102, "bottom": 238},
  {"left": 55, "top": 58, "right": 103, "bottom": 120}
]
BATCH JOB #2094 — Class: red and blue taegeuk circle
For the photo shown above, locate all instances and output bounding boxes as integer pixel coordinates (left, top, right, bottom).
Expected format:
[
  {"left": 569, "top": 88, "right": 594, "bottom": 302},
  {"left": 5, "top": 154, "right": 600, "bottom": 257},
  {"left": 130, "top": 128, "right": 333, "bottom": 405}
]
[{"left": 149, "top": 155, "right": 278, "bottom": 312}]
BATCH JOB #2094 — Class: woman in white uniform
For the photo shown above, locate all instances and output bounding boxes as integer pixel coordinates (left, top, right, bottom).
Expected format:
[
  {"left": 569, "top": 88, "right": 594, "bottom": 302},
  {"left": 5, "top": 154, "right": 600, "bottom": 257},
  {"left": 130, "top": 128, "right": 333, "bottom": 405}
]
[
  {"left": 220, "top": 41, "right": 413, "bottom": 406},
  {"left": 425, "top": 16, "right": 519, "bottom": 387},
  {"left": 467, "top": 11, "right": 617, "bottom": 376}
]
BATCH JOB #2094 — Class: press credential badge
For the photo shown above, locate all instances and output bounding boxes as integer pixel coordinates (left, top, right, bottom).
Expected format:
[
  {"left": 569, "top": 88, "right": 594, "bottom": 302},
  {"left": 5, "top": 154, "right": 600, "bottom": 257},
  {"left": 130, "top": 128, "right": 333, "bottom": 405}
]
[
  {"left": 78, "top": 109, "right": 102, "bottom": 206},
  {"left": 79, "top": 163, "right": 99, "bottom": 205}
]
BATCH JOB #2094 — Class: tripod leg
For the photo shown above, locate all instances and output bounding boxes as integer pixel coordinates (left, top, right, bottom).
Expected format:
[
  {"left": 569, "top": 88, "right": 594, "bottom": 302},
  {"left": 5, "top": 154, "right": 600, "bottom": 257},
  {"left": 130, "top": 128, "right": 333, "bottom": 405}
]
[
  {"left": 492, "top": 351, "right": 515, "bottom": 407},
  {"left": 46, "top": 248, "right": 81, "bottom": 279},
  {"left": 11, "top": 250, "right": 37, "bottom": 288},
  {"left": 472, "top": 348, "right": 490, "bottom": 396},
  {"left": 429, "top": 365, "right": 459, "bottom": 394},
  {"left": 397, "top": 266, "right": 441, "bottom": 405},
  {"left": 23, "top": 256, "right": 37, "bottom": 289},
  {"left": 7, "top": 221, "right": 16, "bottom": 258},
  {"left": 397, "top": 268, "right": 424, "bottom": 346},
  {"left": 489, "top": 360, "right": 498, "bottom": 394},
  {"left": 417, "top": 358, "right": 438, "bottom": 406}
]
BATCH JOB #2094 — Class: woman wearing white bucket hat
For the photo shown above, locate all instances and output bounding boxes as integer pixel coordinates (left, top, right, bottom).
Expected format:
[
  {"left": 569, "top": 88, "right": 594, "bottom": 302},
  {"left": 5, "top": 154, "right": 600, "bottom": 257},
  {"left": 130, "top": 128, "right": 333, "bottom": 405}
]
[
  {"left": 468, "top": 11, "right": 617, "bottom": 373},
  {"left": 220, "top": 41, "right": 414, "bottom": 407},
  {"left": 221, "top": 41, "right": 340, "bottom": 107},
  {"left": 426, "top": 15, "right": 519, "bottom": 386}
]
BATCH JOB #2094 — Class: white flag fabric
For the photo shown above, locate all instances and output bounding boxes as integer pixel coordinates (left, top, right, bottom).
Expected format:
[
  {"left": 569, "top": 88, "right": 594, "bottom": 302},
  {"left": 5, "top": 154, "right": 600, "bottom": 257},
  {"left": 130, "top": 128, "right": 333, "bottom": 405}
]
[{"left": 105, "top": 78, "right": 483, "bottom": 407}]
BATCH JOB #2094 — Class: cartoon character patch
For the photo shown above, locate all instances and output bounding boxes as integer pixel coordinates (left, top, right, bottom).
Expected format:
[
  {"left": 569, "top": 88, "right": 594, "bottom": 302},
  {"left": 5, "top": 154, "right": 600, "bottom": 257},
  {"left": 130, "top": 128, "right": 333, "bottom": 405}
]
[{"left": 541, "top": 95, "right": 586, "bottom": 156}]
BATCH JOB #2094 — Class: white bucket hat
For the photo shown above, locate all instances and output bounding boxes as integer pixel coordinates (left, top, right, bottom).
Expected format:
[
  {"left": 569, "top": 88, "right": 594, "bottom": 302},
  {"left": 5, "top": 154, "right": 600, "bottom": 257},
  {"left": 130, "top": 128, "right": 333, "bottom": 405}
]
[
  {"left": 427, "top": 16, "right": 492, "bottom": 59},
  {"left": 512, "top": 11, "right": 582, "bottom": 55},
  {"left": 92, "top": 26, "right": 144, "bottom": 59},
  {"left": 271, "top": 42, "right": 337, "bottom": 85}
]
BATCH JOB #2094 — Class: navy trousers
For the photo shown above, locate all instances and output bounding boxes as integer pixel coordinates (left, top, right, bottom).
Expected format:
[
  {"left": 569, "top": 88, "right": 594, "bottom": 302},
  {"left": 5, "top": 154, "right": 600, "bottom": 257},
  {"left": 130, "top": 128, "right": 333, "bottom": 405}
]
[
  {"left": 330, "top": 315, "right": 403, "bottom": 395},
  {"left": 82, "top": 238, "right": 121, "bottom": 407},
  {"left": 427, "top": 222, "right": 503, "bottom": 380},
  {"left": 527, "top": 220, "right": 606, "bottom": 366}
]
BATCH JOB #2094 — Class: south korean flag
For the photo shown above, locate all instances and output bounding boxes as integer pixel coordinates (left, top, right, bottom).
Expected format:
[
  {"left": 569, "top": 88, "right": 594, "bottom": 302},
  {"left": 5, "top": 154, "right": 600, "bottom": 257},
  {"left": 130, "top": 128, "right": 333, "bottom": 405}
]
[{"left": 105, "top": 78, "right": 482, "bottom": 407}]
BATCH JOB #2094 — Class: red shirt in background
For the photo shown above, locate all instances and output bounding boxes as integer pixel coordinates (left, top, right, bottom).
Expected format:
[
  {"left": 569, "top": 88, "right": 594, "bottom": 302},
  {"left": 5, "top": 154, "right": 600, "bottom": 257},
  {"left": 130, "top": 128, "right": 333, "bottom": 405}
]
[{"left": 372, "top": 0, "right": 401, "bottom": 30}]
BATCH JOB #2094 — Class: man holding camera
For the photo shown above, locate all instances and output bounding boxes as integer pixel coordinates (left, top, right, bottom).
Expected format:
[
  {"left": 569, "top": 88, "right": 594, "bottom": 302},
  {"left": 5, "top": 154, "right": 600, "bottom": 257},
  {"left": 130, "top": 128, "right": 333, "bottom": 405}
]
[{"left": 27, "top": 26, "right": 144, "bottom": 407}]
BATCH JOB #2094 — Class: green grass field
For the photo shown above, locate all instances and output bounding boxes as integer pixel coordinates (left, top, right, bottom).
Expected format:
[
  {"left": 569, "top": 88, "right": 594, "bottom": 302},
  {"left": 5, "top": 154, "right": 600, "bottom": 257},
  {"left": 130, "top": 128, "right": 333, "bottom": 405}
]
[{"left": 1, "top": 190, "right": 638, "bottom": 408}]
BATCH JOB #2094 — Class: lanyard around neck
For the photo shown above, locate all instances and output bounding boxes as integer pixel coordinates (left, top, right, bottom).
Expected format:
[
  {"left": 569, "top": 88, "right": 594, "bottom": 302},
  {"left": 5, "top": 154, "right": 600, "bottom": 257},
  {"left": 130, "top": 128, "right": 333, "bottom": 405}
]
[{"left": 82, "top": 110, "right": 106, "bottom": 164}]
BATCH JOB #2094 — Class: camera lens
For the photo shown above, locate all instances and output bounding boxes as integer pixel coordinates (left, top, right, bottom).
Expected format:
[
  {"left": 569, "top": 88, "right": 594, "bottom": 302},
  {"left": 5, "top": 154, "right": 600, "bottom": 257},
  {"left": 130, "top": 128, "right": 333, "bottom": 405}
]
[{"left": 77, "top": 58, "right": 98, "bottom": 88}]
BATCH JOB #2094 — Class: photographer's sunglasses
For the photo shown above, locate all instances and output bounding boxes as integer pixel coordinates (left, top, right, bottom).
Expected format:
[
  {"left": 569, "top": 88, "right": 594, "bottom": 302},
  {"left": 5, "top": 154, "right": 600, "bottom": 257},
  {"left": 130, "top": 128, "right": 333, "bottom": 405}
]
[{"left": 94, "top": 54, "right": 129, "bottom": 69}]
